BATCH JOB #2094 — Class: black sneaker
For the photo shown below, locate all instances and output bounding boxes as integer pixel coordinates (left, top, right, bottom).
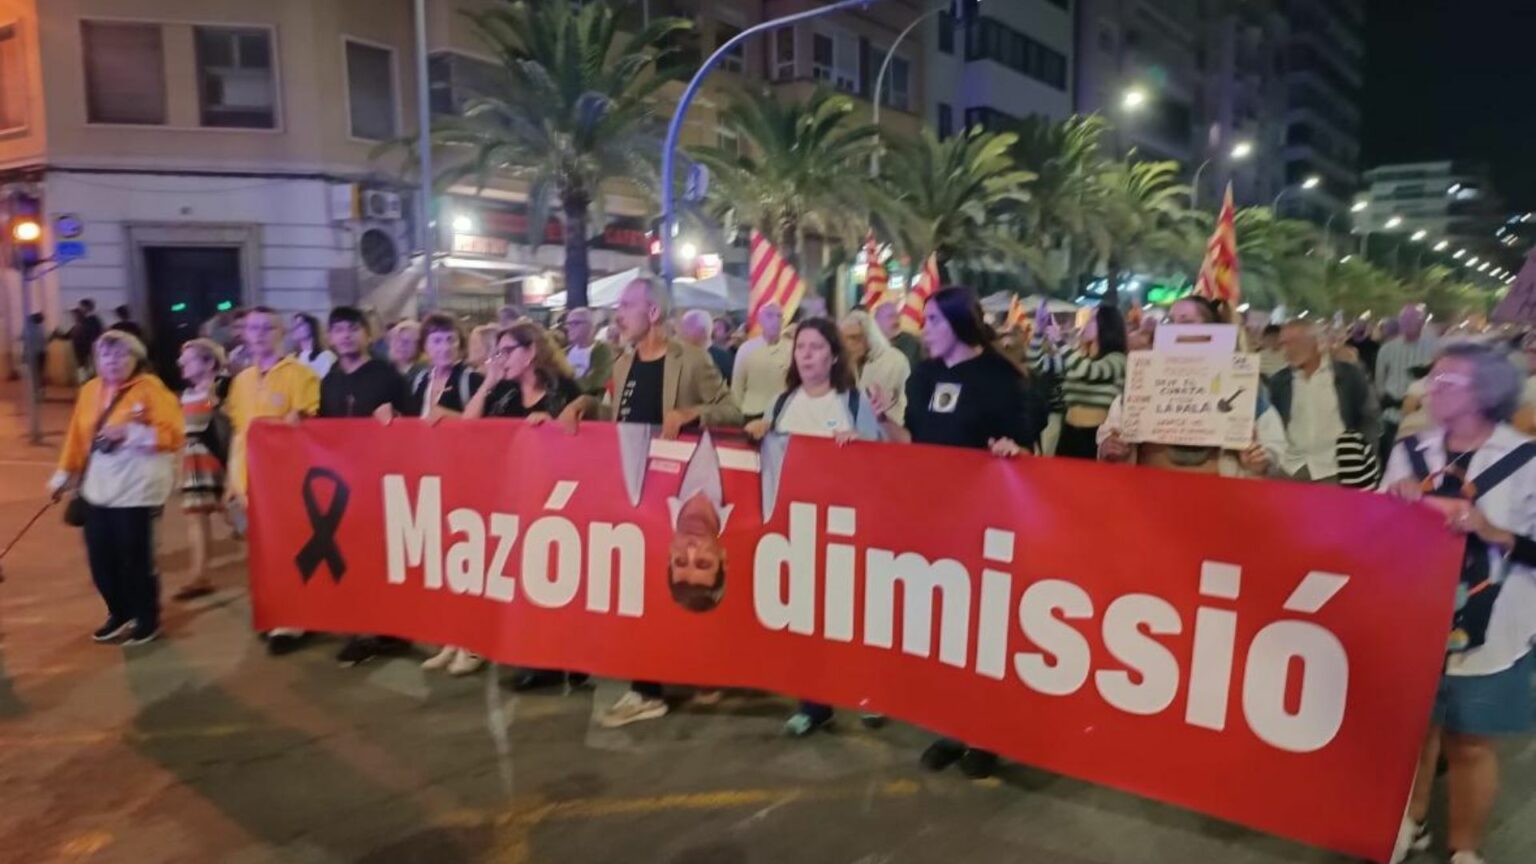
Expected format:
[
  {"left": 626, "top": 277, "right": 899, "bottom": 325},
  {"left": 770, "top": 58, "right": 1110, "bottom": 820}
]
[
  {"left": 336, "top": 637, "right": 382, "bottom": 667},
  {"left": 920, "top": 738, "right": 966, "bottom": 772},
  {"left": 123, "top": 625, "right": 160, "bottom": 647},
  {"left": 92, "top": 618, "right": 133, "bottom": 643},
  {"left": 958, "top": 748, "right": 998, "bottom": 779},
  {"left": 266, "top": 632, "right": 310, "bottom": 656}
]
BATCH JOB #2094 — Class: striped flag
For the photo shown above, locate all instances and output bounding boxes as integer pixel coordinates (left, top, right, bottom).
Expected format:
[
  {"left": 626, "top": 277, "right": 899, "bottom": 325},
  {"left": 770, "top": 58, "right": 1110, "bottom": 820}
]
[
  {"left": 748, "top": 231, "right": 808, "bottom": 332},
  {"left": 861, "top": 233, "right": 889, "bottom": 310},
  {"left": 1193, "top": 182, "right": 1241, "bottom": 305},
  {"left": 900, "top": 253, "right": 942, "bottom": 333}
]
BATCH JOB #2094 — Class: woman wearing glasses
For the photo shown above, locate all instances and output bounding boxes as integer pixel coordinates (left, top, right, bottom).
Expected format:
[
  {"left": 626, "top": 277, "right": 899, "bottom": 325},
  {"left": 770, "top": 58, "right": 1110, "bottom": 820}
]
[{"left": 1383, "top": 343, "right": 1536, "bottom": 864}]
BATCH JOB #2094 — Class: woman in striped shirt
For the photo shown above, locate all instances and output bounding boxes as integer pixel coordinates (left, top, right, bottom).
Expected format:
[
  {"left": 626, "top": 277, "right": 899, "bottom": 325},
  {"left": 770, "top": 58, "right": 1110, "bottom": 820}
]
[{"left": 1027, "top": 303, "right": 1128, "bottom": 460}]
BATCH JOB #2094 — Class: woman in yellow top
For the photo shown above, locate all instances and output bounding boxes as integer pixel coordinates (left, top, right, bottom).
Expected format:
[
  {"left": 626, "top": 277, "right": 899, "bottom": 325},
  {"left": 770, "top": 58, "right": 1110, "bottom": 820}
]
[{"left": 49, "top": 330, "right": 184, "bottom": 646}]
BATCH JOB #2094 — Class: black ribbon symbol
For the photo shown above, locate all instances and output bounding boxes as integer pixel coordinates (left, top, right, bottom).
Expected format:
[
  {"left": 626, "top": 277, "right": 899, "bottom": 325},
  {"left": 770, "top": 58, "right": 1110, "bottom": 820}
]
[{"left": 295, "top": 467, "right": 350, "bottom": 584}]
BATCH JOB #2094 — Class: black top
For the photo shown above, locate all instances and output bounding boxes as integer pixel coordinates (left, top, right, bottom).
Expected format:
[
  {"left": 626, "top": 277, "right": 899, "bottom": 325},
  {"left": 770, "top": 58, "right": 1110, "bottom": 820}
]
[
  {"left": 905, "top": 350, "right": 1041, "bottom": 451},
  {"left": 403, "top": 363, "right": 483, "bottom": 416},
  {"left": 618, "top": 356, "right": 665, "bottom": 424},
  {"left": 709, "top": 345, "right": 735, "bottom": 384},
  {"left": 320, "top": 358, "right": 408, "bottom": 418},
  {"left": 484, "top": 375, "right": 582, "bottom": 419}
]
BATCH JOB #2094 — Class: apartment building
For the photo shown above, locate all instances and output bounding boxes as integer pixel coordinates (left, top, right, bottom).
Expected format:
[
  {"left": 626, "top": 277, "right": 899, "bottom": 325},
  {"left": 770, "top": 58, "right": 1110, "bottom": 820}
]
[
  {"left": 926, "top": 0, "right": 1074, "bottom": 136},
  {"left": 1357, "top": 161, "right": 1512, "bottom": 272},
  {"left": 1279, "top": 0, "right": 1363, "bottom": 222},
  {"left": 0, "top": 0, "right": 939, "bottom": 376}
]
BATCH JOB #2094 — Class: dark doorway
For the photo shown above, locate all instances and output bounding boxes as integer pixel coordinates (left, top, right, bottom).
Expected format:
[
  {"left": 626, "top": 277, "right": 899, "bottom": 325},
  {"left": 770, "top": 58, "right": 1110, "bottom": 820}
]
[{"left": 143, "top": 246, "right": 243, "bottom": 386}]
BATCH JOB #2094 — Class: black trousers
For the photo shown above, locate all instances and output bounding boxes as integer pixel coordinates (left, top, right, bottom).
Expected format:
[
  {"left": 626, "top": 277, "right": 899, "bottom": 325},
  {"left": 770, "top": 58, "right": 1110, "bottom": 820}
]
[
  {"left": 84, "top": 505, "right": 159, "bottom": 631},
  {"left": 1055, "top": 422, "right": 1102, "bottom": 460}
]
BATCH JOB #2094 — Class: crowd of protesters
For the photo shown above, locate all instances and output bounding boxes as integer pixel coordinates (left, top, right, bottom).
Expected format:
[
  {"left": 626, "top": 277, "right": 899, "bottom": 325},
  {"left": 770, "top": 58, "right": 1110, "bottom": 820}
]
[{"left": 39, "top": 281, "right": 1536, "bottom": 864}]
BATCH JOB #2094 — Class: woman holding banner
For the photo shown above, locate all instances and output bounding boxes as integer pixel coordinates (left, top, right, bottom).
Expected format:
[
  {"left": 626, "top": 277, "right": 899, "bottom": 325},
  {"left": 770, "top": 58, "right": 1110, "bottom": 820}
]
[
  {"left": 1383, "top": 343, "right": 1536, "bottom": 864},
  {"left": 875, "top": 286, "right": 1042, "bottom": 780},
  {"left": 745, "top": 317, "right": 885, "bottom": 737},
  {"left": 1027, "top": 303, "right": 1127, "bottom": 460}
]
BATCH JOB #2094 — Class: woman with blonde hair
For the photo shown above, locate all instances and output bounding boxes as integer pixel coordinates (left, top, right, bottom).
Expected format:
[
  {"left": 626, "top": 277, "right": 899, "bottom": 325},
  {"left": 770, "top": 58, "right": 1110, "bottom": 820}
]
[
  {"left": 173, "top": 338, "right": 230, "bottom": 600},
  {"left": 839, "top": 309, "right": 910, "bottom": 425},
  {"left": 467, "top": 323, "right": 499, "bottom": 371},
  {"left": 49, "top": 330, "right": 184, "bottom": 645}
]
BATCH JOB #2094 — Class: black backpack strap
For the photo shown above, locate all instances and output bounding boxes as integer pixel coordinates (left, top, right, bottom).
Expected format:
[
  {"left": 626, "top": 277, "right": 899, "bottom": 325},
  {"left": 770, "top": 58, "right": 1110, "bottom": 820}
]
[
  {"left": 769, "top": 390, "right": 792, "bottom": 431},
  {"left": 1470, "top": 441, "right": 1536, "bottom": 501},
  {"left": 846, "top": 389, "right": 860, "bottom": 424},
  {"left": 1401, "top": 435, "right": 1431, "bottom": 482}
]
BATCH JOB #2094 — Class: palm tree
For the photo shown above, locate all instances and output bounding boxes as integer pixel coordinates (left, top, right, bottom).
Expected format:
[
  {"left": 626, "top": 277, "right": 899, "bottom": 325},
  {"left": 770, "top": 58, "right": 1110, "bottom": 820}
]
[
  {"left": 869, "top": 127, "right": 1036, "bottom": 276},
  {"left": 689, "top": 87, "right": 880, "bottom": 267},
  {"left": 1007, "top": 114, "right": 1113, "bottom": 297},
  {"left": 424, "top": 1, "right": 690, "bottom": 308},
  {"left": 1094, "top": 158, "right": 1198, "bottom": 300}
]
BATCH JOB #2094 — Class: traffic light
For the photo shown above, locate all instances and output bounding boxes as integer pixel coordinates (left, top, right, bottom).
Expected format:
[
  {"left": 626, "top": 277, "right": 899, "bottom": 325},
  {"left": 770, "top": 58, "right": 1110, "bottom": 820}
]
[
  {"left": 8, "top": 192, "right": 42, "bottom": 268},
  {"left": 950, "top": 0, "right": 981, "bottom": 26},
  {"left": 646, "top": 217, "right": 664, "bottom": 274}
]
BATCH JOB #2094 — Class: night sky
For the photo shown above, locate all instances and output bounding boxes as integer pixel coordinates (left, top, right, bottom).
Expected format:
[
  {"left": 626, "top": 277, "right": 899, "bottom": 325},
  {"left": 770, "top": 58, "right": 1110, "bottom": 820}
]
[{"left": 1363, "top": 0, "right": 1536, "bottom": 209}]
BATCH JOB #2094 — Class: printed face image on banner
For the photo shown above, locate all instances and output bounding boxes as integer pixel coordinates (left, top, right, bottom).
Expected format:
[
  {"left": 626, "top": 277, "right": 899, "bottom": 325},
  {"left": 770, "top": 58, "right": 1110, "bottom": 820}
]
[{"left": 245, "top": 418, "right": 1462, "bottom": 864}]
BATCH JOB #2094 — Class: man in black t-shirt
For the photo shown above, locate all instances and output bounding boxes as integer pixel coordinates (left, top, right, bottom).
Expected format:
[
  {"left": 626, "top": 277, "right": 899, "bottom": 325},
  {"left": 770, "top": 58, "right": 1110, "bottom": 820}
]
[
  {"left": 318, "top": 306, "right": 411, "bottom": 667},
  {"left": 598, "top": 277, "right": 742, "bottom": 729}
]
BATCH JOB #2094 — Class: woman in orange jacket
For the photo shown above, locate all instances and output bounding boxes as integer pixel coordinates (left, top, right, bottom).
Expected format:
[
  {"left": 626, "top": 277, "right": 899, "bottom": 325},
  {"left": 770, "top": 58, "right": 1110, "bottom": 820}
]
[{"left": 49, "top": 330, "right": 184, "bottom": 646}]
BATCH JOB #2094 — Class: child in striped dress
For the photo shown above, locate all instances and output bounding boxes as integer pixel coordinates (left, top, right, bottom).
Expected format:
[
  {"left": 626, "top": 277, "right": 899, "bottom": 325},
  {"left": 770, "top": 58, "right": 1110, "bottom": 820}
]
[{"left": 175, "top": 339, "right": 228, "bottom": 601}]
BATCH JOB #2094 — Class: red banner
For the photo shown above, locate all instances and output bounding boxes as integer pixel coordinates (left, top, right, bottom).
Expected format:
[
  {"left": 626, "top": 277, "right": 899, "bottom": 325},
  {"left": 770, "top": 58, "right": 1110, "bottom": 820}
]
[{"left": 248, "top": 420, "right": 1461, "bottom": 862}]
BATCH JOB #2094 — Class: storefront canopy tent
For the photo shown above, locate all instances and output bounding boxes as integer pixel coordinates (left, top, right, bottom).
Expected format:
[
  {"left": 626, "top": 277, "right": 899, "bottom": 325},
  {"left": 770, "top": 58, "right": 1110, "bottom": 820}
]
[{"left": 545, "top": 268, "right": 750, "bottom": 312}]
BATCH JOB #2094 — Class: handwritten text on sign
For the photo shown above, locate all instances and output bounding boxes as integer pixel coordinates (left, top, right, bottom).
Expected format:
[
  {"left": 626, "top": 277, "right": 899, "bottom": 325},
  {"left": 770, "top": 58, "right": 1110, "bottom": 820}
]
[{"left": 1122, "top": 351, "right": 1260, "bottom": 449}]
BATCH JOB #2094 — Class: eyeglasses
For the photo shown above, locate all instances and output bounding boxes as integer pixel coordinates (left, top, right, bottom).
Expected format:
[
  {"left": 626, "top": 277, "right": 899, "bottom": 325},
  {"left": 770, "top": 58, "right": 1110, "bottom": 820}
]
[
  {"left": 1429, "top": 372, "right": 1472, "bottom": 388},
  {"left": 493, "top": 343, "right": 530, "bottom": 358}
]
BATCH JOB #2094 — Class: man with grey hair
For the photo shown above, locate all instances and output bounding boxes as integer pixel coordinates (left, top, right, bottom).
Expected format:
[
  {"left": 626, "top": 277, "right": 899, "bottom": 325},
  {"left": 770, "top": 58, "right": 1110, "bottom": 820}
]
[
  {"left": 840, "top": 309, "right": 910, "bottom": 424},
  {"left": 602, "top": 277, "right": 743, "bottom": 728},
  {"left": 1268, "top": 320, "right": 1381, "bottom": 484},
  {"left": 732, "top": 301, "right": 791, "bottom": 420},
  {"left": 678, "top": 309, "right": 713, "bottom": 349},
  {"left": 1377, "top": 303, "right": 1438, "bottom": 452},
  {"left": 562, "top": 306, "right": 613, "bottom": 397}
]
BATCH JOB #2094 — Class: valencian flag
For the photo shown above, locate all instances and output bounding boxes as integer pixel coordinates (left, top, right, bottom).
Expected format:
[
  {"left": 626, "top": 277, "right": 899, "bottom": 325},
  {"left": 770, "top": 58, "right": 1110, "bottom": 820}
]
[
  {"left": 748, "top": 230, "right": 808, "bottom": 332},
  {"left": 1194, "top": 182, "right": 1241, "bottom": 305},
  {"left": 900, "top": 253, "right": 942, "bottom": 333},
  {"left": 861, "top": 233, "right": 889, "bottom": 310}
]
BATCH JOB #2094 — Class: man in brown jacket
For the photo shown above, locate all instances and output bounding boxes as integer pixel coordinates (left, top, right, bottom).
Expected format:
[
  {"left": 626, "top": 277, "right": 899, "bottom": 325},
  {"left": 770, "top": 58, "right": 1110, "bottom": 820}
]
[
  {"left": 600, "top": 276, "right": 742, "bottom": 729},
  {"left": 605, "top": 276, "right": 742, "bottom": 438}
]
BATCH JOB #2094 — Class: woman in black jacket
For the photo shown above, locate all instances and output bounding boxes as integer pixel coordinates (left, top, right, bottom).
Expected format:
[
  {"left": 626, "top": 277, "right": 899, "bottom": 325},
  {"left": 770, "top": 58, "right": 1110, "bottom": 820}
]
[{"left": 403, "top": 313, "right": 483, "bottom": 420}]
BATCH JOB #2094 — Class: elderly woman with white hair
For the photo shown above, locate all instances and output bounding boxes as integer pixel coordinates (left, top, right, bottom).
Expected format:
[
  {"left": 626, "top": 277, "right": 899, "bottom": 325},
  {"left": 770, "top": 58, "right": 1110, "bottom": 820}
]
[
  {"left": 49, "top": 330, "right": 184, "bottom": 646},
  {"left": 840, "top": 309, "right": 910, "bottom": 425},
  {"left": 1384, "top": 342, "right": 1536, "bottom": 864}
]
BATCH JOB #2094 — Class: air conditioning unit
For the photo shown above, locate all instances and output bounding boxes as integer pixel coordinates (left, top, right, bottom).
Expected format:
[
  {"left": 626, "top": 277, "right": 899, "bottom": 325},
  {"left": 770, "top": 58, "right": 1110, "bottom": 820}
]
[
  {"left": 357, "top": 220, "right": 408, "bottom": 276},
  {"left": 362, "top": 189, "right": 404, "bottom": 221}
]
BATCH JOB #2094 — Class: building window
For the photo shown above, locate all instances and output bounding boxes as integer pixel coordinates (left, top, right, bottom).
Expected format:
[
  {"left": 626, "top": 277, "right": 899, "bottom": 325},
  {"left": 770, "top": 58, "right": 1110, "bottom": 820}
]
[
  {"left": 0, "top": 22, "right": 25, "bottom": 131},
  {"left": 193, "top": 27, "right": 276, "bottom": 129},
  {"left": 937, "top": 102, "right": 953, "bottom": 140},
  {"left": 718, "top": 23, "right": 744, "bottom": 74},
  {"left": 428, "top": 51, "right": 500, "bottom": 116},
  {"left": 812, "top": 29, "right": 859, "bottom": 93},
  {"left": 964, "top": 105, "right": 1014, "bottom": 131},
  {"left": 717, "top": 125, "right": 740, "bottom": 156},
  {"left": 937, "top": 12, "right": 954, "bottom": 55},
  {"left": 81, "top": 21, "right": 167, "bottom": 125},
  {"left": 345, "top": 39, "right": 396, "bottom": 141},
  {"left": 964, "top": 17, "right": 1067, "bottom": 92},
  {"left": 773, "top": 27, "right": 795, "bottom": 81},
  {"left": 881, "top": 55, "right": 910, "bottom": 112}
]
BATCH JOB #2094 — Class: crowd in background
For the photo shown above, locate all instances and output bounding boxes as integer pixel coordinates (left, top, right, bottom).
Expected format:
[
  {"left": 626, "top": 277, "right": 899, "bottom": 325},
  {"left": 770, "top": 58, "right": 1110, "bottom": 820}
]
[{"left": 36, "top": 282, "right": 1536, "bottom": 864}]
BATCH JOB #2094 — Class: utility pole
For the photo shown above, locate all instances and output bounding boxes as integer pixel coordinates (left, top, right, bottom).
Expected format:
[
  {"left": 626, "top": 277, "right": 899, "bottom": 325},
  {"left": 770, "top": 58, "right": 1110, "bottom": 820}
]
[{"left": 413, "top": 0, "right": 437, "bottom": 311}]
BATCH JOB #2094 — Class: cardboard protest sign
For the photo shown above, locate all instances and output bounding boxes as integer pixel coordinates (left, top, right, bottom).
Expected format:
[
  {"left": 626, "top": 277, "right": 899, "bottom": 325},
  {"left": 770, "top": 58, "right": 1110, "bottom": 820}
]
[{"left": 1121, "top": 351, "right": 1261, "bottom": 449}]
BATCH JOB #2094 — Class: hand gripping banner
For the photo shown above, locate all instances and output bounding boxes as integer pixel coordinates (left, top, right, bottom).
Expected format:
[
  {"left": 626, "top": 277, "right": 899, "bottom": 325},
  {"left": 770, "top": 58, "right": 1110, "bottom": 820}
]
[{"left": 247, "top": 420, "right": 1462, "bottom": 862}]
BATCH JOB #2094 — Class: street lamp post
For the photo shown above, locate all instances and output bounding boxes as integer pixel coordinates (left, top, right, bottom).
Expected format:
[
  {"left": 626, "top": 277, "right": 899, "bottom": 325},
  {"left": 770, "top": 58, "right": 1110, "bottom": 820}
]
[
  {"left": 660, "top": 0, "right": 887, "bottom": 283},
  {"left": 1191, "top": 140, "right": 1253, "bottom": 209},
  {"left": 871, "top": 2, "right": 948, "bottom": 177},
  {"left": 1272, "top": 175, "right": 1321, "bottom": 212},
  {"left": 413, "top": 0, "right": 437, "bottom": 310}
]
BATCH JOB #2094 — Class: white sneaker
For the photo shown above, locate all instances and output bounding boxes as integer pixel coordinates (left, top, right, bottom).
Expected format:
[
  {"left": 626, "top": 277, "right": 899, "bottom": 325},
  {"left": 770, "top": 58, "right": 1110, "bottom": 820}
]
[
  {"left": 421, "top": 646, "right": 457, "bottom": 671},
  {"left": 1389, "top": 816, "right": 1431, "bottom": 864},
  {"left": 447, "top": 650, "right": 485, "bottom": 677},
  {"left": 1449, "top": 852, "right": 1487, "bottom": 864},
  {"left": 599, "top": 691, "right": 668, "bottom": 728}
]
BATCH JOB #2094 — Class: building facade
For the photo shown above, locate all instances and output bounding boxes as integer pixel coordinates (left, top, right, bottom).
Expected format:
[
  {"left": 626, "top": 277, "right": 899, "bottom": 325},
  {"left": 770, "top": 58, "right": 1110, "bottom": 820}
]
[
  {"left": 0, "top": 0, "right": 942, "bottom": 373},
  {"left": 1357, "top": 161, "right": 1513, "bottom": 275},
  {"left": 1278, "top": 0, "right": 1364, "bottom": 222},
  {"left": 925, "top": 0, "right": 1074, "bottom": 137}
]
